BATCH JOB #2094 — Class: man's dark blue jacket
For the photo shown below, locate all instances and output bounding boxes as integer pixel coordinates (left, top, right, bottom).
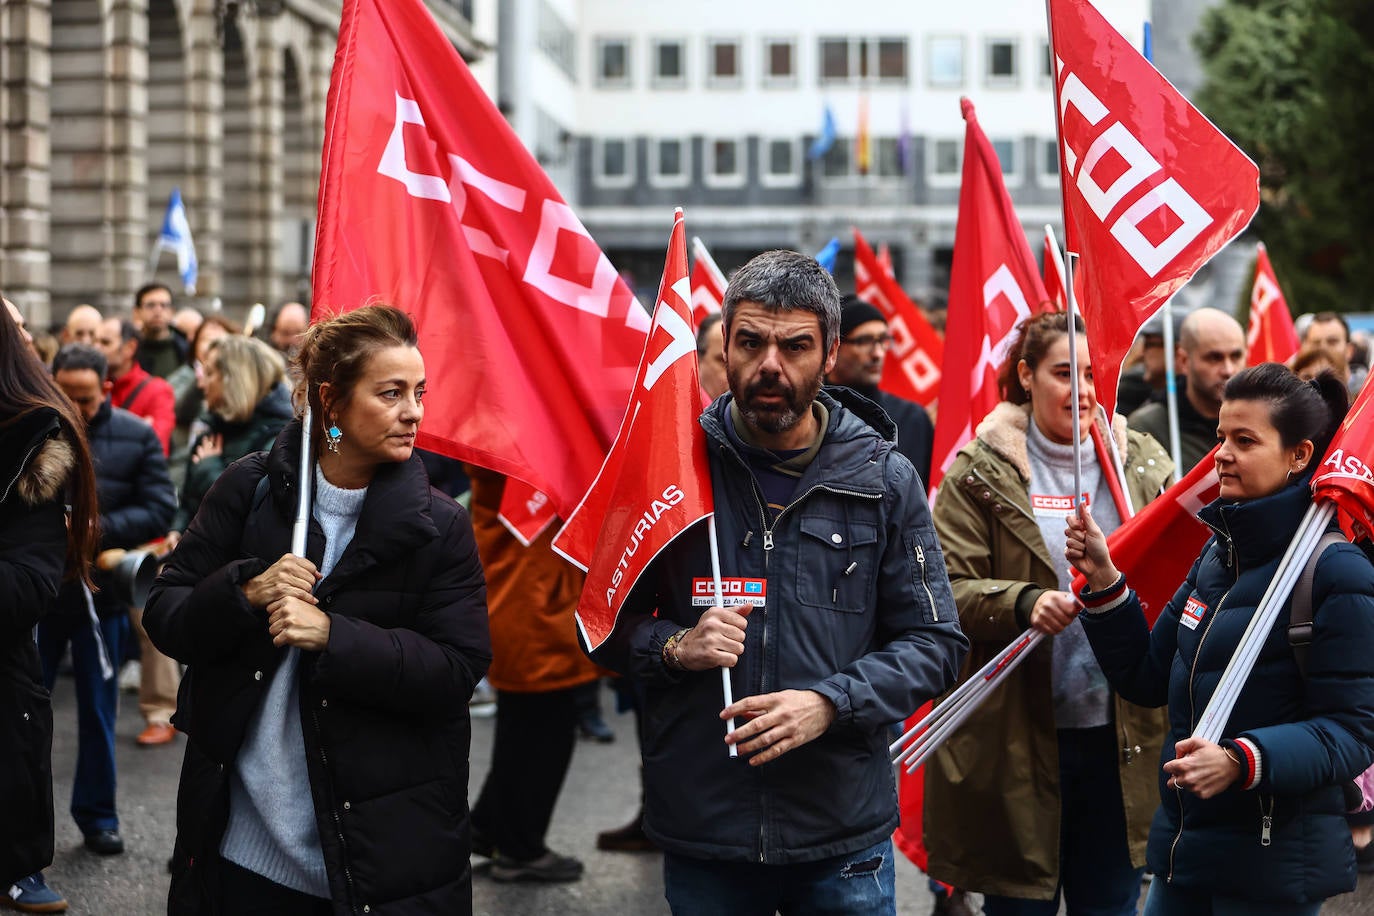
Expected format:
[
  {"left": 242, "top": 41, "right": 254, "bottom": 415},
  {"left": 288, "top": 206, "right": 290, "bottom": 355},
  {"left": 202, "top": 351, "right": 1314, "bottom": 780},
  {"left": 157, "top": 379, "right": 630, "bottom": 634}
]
[{"left": 591, "top": 388, "right": 967, "bottom": 864}]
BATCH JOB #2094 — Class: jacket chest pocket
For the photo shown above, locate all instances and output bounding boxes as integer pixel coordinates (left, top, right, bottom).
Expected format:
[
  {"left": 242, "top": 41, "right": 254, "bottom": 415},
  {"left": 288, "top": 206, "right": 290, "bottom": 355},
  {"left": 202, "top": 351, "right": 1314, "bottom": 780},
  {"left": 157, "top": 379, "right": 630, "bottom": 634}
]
[{"left": 796, "top": 515, "right": 879, "bottom": 613}]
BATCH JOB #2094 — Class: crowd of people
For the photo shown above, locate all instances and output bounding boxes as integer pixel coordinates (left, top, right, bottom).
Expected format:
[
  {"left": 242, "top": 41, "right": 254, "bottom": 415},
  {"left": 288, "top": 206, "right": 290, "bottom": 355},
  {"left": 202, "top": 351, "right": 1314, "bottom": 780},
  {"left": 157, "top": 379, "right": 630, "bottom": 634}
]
[{"left": 2, "top": 251, "right": 1374, "bottom": 916}]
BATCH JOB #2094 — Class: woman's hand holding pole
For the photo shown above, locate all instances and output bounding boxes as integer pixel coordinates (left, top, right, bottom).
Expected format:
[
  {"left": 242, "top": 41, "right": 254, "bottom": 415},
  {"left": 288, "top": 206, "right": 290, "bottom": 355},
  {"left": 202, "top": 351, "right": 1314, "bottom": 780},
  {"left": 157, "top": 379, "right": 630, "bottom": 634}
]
[{"left": 1064, "top": 505, "right": 1121, "bottom": 592}]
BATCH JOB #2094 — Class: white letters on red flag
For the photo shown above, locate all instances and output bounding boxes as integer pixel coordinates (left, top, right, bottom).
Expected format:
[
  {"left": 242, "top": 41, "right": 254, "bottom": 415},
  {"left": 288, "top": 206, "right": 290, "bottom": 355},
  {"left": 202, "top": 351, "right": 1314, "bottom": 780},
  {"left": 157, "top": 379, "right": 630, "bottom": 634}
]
[
  {"left": 1313, "top": 383, "right": 1374, "bottom": 542},
  {"left": 554, "top": 210, "right": 714, "bottom": 649},
  {"left": 690, "top": 237, "right": 727, "bottom": 329},
  {"left": 1047, "top": 0, "right": 1259, "bottom": 418},
  {"left": 930, "top": 99, "right": 1051, "bottom": 491},
  {"left": 853, "top": 228, "right": 944, "bottom": 407},
  {"left": 312, "top": 0, "right": 647, "bottom": 526},
  {"left": 1071, "top": 447, "right": 1220, "bottom": 627},
  {"left": 1246, "top": 242, "right": 1300, "bottom": 366}
]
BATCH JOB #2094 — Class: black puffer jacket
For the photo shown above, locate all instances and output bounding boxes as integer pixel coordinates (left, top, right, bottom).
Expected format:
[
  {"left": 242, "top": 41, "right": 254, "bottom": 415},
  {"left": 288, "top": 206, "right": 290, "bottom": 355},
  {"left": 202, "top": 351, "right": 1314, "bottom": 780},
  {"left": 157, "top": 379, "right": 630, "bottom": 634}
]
[
  {"left": 145, "top": 420, "right": 491, "bottom": 915},
  {"left": 0, "top": 408, "right": 75, "bottom": 884},
  {"left": 54, "top": 399, "right": 175, "bottom": 620}
]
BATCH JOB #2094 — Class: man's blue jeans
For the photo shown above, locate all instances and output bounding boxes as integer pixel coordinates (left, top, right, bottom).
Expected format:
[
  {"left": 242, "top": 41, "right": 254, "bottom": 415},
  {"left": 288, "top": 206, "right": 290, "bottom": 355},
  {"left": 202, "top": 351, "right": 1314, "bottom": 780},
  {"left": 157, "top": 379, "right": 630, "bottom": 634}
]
[
  {"left": 664, "top": 838, "right": 896, "bottom": 915},
  {"left": 37, "top": 611, "right": 127, "bottom": 835}
]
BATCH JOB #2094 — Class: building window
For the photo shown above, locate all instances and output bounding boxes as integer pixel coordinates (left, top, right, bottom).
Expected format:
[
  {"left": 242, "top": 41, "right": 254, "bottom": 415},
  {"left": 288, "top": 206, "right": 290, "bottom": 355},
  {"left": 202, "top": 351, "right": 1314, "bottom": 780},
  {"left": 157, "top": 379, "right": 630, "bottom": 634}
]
[
  {"left": 819, "top": 37, "right": 850, "bottom": 83},
  {"left": 991, "top": 138, "right": 1018, "bottom": 177},
  {"left": 596, "top": 38, "right": 630, "bottom": 87},
  {"left": 654, "top": 39, "right": 686, "bottom": 87},
  {"left": 874, "top": 138, "right": 904, "bottom": 177},
  {"left": 763, "top": 37, "right": 796, "bottom": 85},
  {"left": 876, "top": 39, "right": 907, "bottom": 81},
  {"left": 927, "top": 36, "right": 964, "bottom": 87},
  {"left": 819, "top": 37, "right": 908, "bottom": 84},
  {"left": 1040, "top": 39, "right": 1053, "bottom": 83},
  {"left": 651, "top": 138, "right": 690, "bottom": 186},
  {"left": 595, "top": 138, "right": 633, "bottom": 186},
  {"left": 985, "top": 38, "right": 1019, "bottom": 85},
  {"left": 537, "top": 1, "right": 575, "bottom": 80},
  {"left": 929, "top": 138, "right": 962, "bottom": 181},
  {"left": 821, "top": 140, "right": 852, "bottom": 178},
  {"left": 764, "top": 138, "right": 800, "bottom": 184},
  {"left": 708, "top": 38, "right": 741, "bottom": 86},
  {"left": 1039, "top": 138, "right": 1060, "bottom": 184},
  {"left": 706, "top": 138, "right": 744, "bottom": 185}
]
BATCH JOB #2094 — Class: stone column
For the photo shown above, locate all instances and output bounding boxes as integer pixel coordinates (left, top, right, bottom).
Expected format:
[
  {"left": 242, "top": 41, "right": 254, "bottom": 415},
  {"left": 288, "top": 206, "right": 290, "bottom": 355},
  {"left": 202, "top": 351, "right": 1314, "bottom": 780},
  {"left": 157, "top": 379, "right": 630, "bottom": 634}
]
[
  {"left": 253, "top": 18, "right": 284, "bottom": 305},
  {"left": 184, "top": 3, "right": 223, "bottom": 305},
  {"left": 0, "top": 0, "right": 52, "bottom": 324},
  {"left": 105, "top": 0, "right": 150, "bottom": 311}
]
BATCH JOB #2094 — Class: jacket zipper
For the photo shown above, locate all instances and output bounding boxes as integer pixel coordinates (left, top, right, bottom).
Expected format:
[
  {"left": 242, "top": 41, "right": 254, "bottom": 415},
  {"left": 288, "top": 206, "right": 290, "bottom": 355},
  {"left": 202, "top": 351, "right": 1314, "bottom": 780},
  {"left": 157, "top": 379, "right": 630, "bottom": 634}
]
[
  {"left": 1259, "top": 794, "right": 1274, "bottom": 846},
  {"left": 310, "top": 705, "right": 357, "bottom": 910},
  {"left": 1169, "top": 523, "right": 1239, "bottom": 884},
  {"left": 719, "top": 446, "right": 883, "bottom": 865},
  {"left": 0, "top": 439, "right": 45, "bottom": 505},
  {"left": 914, "top": 543, "right": 937, "bottom": 621}
]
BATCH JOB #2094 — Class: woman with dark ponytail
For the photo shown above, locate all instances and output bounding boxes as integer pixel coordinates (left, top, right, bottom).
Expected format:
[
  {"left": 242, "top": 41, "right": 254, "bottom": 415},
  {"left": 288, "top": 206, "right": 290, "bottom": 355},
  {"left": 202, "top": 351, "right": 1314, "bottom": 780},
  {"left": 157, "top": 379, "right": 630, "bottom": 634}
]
[
  {"left": 1067, "top": 363, "right": 1374, "bottom": 915},
  {"left": 1, "top": 297, "right": 99, "bottom": 912}
]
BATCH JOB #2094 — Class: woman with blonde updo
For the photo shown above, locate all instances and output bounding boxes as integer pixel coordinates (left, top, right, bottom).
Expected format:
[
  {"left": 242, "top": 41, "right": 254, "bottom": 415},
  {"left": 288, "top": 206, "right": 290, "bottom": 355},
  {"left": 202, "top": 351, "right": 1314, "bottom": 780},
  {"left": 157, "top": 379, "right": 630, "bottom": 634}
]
[{"left": 147, "top": 304, "right": 491, "bottom": 914}]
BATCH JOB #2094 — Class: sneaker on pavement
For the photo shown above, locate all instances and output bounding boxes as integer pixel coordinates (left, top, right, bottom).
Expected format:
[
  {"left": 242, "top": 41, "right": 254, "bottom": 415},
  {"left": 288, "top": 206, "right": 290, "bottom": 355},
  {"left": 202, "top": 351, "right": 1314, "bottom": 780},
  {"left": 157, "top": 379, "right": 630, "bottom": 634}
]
[
  {"left": 577, "top": 712, "right": 615, "bottom": 743},
  {"left": 2, "top": 873, "right": 68, "bottom": 913},
  {"left": 82, "top": 829, "right": 124, "bottom": 856},
  {"left": 117, "top": 660, "right": 141, "bottom": 694},
  {"left": 489, "top": 850, "right": 584, "bottom": 883}
]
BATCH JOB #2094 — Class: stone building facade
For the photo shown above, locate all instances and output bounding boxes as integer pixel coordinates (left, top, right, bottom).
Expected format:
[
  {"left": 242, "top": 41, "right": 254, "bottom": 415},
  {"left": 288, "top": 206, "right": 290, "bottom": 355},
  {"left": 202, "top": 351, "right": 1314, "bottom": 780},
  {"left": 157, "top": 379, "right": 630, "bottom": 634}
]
[{"left": 0, "top": 0, "right": 480, "bottom": 326}]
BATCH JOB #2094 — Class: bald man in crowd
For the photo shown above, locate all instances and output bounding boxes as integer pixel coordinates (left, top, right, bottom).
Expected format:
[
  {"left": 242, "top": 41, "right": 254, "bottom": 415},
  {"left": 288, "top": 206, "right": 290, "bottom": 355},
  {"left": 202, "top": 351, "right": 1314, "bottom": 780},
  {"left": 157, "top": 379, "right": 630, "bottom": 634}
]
[
  {"left": 63, "top": 305, "right": 103, "bottom": 347},
  {"left": 266, "top": 301, "right": 309, "bottom": 356},
  {"left": 1128, "top": 307, "right": 1246, "bottom": 474}
]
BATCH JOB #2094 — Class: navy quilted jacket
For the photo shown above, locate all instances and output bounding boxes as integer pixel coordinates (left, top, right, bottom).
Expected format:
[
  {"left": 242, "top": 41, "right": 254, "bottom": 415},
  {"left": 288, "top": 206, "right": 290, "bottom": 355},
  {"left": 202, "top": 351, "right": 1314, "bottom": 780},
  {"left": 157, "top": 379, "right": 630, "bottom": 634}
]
[{"left": 1081, "top": 478, "right": 1374, "bottom": 903}]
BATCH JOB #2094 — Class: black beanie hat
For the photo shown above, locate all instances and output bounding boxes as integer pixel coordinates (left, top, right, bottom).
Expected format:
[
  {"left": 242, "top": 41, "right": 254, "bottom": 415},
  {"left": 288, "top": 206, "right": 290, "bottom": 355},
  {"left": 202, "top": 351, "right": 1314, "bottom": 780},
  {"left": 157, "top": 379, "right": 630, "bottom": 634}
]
[{"left": 839, "top": 295, "right": 887, "bottom": 339}]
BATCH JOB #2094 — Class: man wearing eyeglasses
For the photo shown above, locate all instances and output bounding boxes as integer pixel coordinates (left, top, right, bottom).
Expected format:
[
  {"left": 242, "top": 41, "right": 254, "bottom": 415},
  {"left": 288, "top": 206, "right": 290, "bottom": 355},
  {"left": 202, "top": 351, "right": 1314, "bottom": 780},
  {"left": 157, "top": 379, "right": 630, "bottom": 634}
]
[{"left": 828, "top": 296, "right": 935, "bottom": 484}]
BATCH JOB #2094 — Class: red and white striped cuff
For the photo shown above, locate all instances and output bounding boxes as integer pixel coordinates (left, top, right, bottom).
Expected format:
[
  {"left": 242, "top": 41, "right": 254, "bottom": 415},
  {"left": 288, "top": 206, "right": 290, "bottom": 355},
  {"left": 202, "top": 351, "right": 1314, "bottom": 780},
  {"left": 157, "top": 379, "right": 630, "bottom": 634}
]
[
  {"left": 1078, "top": 573, "right": 1129, "bottom": 615},
  {"left": 1232, "top": 737, "right": 1262, "bottom": 790}
]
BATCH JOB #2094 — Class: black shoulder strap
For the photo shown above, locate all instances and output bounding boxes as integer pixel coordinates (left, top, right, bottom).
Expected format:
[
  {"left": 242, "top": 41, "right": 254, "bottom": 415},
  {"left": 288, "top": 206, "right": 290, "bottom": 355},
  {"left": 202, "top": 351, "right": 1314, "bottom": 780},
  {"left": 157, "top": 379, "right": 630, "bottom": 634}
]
[
  {"left": 117, "top": 376, "right": 153, "bottom": 411},
  {"left": 1289, "top": 530, "right": 1348, "bottom": 676}
]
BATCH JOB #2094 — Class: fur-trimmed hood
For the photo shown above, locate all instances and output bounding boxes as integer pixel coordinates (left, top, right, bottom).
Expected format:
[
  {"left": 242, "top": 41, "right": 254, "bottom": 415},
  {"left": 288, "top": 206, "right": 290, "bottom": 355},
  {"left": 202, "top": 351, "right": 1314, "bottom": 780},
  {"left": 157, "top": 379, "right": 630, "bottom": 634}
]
[
  {"left": 1, "top": 407, "right": 76, "bottom": 508},
  {"left": 973, "top": 401, "right": 1128, "bottom": 482}
]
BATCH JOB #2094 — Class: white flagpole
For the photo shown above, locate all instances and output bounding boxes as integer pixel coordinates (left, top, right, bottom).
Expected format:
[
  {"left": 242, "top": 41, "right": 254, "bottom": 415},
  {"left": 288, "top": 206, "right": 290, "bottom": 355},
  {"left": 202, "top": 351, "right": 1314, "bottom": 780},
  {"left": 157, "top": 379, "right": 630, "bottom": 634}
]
[
  {"left": 1194, "top": 502, "right": 1332, "bottom": 743},
  {"left": 1161, "top": 299, "right": 1184, "bottom": 478},
  {"left": 707, "top": 515, "right": 739, "bottom": 758},
  {"left": 293, "top": 406, "right": 314, "bottom": 556},
  {"left": 1065, "top": 253, "right": 1084, "bottom": 509},
  {"left": 692, "top": 236, "right": 729, "bottom": 291}
]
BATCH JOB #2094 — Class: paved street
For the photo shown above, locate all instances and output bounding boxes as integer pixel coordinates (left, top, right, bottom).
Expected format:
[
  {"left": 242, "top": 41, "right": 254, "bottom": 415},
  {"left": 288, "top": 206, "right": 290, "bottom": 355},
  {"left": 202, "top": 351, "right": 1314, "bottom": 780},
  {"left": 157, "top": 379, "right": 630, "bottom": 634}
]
[{"left": 40, "top": 676, "right": 1374, "bottom": 914}]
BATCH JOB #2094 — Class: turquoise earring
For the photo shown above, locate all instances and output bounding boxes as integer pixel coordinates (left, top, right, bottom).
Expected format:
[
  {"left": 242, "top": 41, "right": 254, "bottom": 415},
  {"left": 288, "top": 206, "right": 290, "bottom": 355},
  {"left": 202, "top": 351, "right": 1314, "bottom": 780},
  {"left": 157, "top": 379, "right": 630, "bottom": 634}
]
[{"left": 325, "top": 422, "right": 343, "bottom": 454}]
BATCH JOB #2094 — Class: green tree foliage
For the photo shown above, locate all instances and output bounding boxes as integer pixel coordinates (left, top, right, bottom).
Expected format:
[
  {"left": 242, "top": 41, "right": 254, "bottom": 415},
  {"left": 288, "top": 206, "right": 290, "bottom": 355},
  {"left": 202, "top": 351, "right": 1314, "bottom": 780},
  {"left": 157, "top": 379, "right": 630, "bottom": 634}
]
[{"left": 1195, "top": 0, "right": 1374, "bottom": 312}]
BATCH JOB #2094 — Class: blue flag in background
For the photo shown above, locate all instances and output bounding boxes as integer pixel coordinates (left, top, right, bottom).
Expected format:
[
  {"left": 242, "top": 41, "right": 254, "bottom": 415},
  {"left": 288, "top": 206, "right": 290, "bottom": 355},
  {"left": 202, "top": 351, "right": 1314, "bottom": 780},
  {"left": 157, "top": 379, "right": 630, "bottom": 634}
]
[
  {"left": 155, "top": 187, "right": 198, "bottom": 294},
  {"left": 808, "top": 105, "right": 837, "bottom": 159},
  {"left": 814, "top": 238, "right": 841, "bottom": 273}
]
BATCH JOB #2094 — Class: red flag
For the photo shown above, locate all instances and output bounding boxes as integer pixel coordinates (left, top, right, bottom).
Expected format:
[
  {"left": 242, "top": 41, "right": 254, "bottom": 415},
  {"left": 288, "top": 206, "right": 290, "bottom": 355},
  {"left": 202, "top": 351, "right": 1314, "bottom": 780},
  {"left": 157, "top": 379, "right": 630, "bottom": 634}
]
[
  {"left": 929, "top": 99, "right": 1051, "bottom": 491},
  {"left": 1071, "top": 446, "right": 1220, "bottom": 627},
  {"left": 690, "top": 237, "right": 727, "bottom": 329},
  {"left": 1313, "top": 382, "right": 1374, "bottom": 542},
  {"left": 1047, "top": 0, "right": 1260, "bottom": 419},
  {"left": 1043, "top": 225, "right": 1068, "bottom": 313},
  {"left": 312, "top": 0, "right": 647, "bottom": 527},
  {"left": 894, "top": 699, "right": 936, "bottom": 873},
  {"left": 1246, "top": 242, "right": 1300, "bottom": 366},
  {"left": 877, "top": 242, "right": 895, "bottom": 279},
  {"left": 853, "top": 228, "right": 944, "bottom": 407},
  {"left": 553, "top": 210, "right": 713, "bottom": 649}
]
